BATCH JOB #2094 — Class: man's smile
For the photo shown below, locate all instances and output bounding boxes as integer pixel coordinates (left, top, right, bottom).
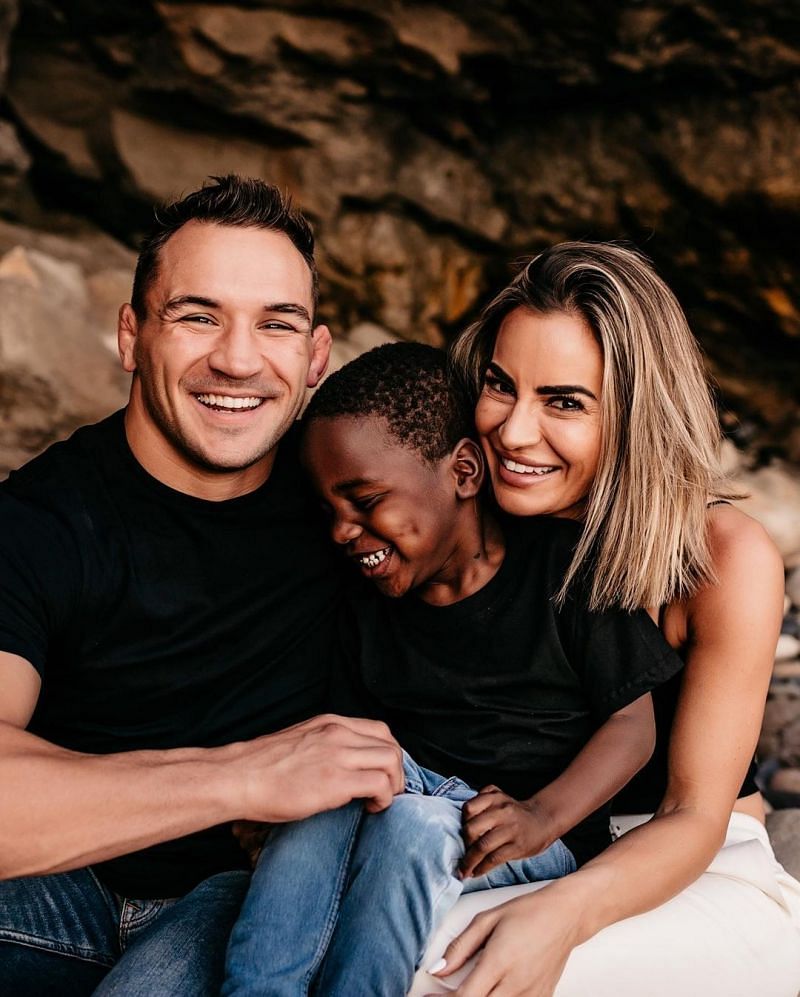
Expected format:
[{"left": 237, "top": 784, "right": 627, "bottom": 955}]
[{"left": 194, "top": 393, "right": 266, "bottom": 412}]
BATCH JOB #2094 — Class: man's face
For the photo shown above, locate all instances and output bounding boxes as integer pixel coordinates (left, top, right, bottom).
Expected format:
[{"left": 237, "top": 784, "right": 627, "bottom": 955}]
[{"left": 118, "top": 221, "right": 330, "bottom": 494}]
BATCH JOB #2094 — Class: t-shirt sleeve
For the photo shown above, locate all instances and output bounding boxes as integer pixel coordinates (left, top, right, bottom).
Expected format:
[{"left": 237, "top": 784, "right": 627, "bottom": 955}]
[
  {"left": 0, "top": 494, "right": 79, "bottom": 676},
  {"left": 566, "top": 598, "right": 685, "bottom": 719}
]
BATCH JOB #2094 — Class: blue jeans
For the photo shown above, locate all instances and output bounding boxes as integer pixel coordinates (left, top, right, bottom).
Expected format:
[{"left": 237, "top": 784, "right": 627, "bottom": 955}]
[
  {"left": 0, "top": 865, "right": 250, "bottom": 996},
  {"left": 223, "top": 755, "right": 575, "bottom": 996}
]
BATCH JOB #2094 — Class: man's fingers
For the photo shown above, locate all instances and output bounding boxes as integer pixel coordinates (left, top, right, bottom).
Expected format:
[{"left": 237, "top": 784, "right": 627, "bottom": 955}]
[
  {"left": 343, "top": 742, "right": 403, "bottom": 777},
  {"left": 348, "top": 770, "right": 395, "bottom": 812},
  {"left": 309, "top": 725, "right": 404, "bottom": 794},
  {"left": 298, "top": 713, "right": 397, "bottom": 745}
]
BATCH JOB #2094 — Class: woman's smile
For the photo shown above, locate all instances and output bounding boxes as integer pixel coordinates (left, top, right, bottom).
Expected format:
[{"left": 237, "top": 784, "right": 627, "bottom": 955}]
[{"left": 475, "top": 307, "right": 603, "bottom": 521}]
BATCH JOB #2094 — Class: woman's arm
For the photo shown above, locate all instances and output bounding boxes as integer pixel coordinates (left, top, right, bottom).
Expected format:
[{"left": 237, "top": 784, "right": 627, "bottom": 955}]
[
  {"left": 459, "top": 692, "right": 655, "bottom": 878},
  {"left": 433, "top": 509, "right": 783, "bottom": 996}
]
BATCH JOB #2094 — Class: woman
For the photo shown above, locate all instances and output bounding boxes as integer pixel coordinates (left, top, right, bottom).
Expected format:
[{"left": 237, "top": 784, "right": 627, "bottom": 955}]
[{"left": 414, "top": 242, "right": 800, "bottom": 996}]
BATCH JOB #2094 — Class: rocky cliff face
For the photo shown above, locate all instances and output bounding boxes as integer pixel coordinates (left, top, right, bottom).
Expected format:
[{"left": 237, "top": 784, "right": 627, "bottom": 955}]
[
  {"left": 2, "top": 0, "right": 800, "bottom": 847},
  {"left": 0, "top": 0, "right": 798, "bottom": 460}
]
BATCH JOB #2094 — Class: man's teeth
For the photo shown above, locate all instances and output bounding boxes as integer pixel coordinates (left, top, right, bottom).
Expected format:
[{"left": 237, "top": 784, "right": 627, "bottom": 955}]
[
  {"left": 500, "top": 457, "right": 557, "bottom": 475},
  {"left": 358, "top": 547, "right": 391, "bottom": 568},
  {"left": 196, "top": 394, "right": 263, "bottom": 410}
]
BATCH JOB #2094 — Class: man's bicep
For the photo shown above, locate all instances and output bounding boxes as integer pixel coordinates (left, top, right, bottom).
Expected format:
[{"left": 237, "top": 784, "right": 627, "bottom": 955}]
[{"left": 0, "top": 651, "right": 41, "bottom": 728}]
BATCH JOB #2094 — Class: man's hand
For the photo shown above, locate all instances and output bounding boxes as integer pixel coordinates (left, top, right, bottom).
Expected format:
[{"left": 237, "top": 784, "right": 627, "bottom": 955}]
[
  {"left": 227, "top": 714, "right": 404, "bottom": 825},
  {"left": 460, "top": 785, "right": 555, "bottom": 879}
]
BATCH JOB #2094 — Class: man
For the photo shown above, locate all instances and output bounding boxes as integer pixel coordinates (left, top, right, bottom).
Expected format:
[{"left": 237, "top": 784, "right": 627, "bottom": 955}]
[{"left": 0, "top": 175, "right": 403, "bottom": 995}]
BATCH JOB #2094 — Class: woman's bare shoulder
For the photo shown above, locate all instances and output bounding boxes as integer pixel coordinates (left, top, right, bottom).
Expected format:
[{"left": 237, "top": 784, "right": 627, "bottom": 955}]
[
  {"left": 707, "top": 501, "right": 781, "bottom": 554},
  {"left": 693, "top": 502, "right": 783, "bottom": 612}
]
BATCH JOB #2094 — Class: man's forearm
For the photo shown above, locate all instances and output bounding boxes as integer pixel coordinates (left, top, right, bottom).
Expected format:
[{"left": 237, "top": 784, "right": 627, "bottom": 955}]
[
  {"left": 0, "top": 713, "right": 403, "bottom": 880},
  {"left": 0, "top": 721, "right": 237, "bottom": 878}
]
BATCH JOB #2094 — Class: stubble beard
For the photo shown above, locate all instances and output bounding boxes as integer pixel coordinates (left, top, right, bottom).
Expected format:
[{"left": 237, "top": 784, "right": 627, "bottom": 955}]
[{"left": 134, "top": 369, "right": 290, "bottom": 475}]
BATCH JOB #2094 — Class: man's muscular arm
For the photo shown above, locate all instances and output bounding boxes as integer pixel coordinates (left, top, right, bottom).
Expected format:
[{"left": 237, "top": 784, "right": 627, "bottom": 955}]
[{"left": 0, "top": 653, "right": 403, "bottom": 880}]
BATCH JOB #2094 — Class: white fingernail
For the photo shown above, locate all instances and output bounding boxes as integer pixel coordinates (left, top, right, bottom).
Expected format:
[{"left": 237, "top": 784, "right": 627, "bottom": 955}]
[{"left": 429, "top": 958, "right": 447, "bottom": 974}]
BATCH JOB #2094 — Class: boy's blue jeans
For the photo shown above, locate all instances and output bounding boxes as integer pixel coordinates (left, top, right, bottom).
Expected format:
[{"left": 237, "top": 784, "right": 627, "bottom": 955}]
[{"left": 223, "top": 755, "right": 575, "bottom": 997}]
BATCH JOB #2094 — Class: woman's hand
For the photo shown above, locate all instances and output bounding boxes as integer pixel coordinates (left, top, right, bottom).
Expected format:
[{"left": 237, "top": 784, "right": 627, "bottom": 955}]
[
  {"left": 461, "top": 786, "right": 556, "bottom": 878},
  {"left": 430, "top": 886, "right": 583, "bottom": 997}
]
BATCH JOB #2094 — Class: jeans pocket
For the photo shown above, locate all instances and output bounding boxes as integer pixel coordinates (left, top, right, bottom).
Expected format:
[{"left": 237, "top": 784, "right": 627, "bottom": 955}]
[{"left": 118, "top": 898, "right": 171, "bottom": 951}]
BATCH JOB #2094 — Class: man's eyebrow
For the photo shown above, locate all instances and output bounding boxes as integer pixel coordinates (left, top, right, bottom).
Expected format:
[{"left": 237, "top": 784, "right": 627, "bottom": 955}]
[
  {"left": 265, "top": 303, "right": 311, "bottom": 323},
  {"left": 162, "top": 295, "right": 220, "bottom": 315},
  {"left": 536, "top": 384, "right": 597, "bottom": 400},
  {"left": 160, "top": 298, "right": 311, "bottom": 324}
]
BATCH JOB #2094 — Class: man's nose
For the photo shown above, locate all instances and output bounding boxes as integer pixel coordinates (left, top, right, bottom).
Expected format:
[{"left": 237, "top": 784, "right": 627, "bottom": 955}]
[
  {"left": 497, "top": 401, "right": 543, "bottom": 450},
  {"left": 207, "top": 324, "right": 263, "bottom": 380}
]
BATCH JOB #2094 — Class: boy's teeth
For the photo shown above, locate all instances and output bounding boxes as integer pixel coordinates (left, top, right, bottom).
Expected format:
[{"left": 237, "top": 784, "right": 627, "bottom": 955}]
[
  {"left": 501, "top": 458, "right": 556, "bottom": 475},
  {"left": 359, "top": 547, "right": 391, "bottom": 568},
  {"left": 196, "top": 394, "right": 263, "bottom": 410}
]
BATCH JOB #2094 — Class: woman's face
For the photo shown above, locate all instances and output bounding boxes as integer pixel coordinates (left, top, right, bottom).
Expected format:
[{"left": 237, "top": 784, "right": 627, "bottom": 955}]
[{"left": 475, "top": 307, "right": 604, "bottom": 520}]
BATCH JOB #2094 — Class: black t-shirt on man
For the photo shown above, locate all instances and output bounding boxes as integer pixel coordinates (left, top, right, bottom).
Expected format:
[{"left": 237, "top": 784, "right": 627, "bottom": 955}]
[
  {"left": 0, "top": 411, "right": 343, "bottom": 898},
  {"left": 337, "top": 516, "right": 685, "bottom": 865}
]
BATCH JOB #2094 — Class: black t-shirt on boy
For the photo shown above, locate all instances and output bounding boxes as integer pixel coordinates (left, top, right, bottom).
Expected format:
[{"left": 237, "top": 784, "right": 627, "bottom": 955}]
[{"left": 337, "top": 515, "right": 685, "bottom": 865}]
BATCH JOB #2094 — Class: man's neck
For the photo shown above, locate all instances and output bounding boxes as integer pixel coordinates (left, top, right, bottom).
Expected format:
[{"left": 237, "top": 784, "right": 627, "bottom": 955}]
[{"left": 123, "top": 407, "right": 276, "bottom": 502}]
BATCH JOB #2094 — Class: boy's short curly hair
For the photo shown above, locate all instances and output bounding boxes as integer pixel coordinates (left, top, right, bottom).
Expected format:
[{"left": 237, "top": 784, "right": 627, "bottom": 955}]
[{"left": 303, "top": 342, "right": 472, "bottom": 463}]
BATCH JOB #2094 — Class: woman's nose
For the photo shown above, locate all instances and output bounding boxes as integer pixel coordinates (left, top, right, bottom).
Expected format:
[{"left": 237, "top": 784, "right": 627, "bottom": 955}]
[{"left": 497, "top": 401, "right": 543, "bottom": 450}]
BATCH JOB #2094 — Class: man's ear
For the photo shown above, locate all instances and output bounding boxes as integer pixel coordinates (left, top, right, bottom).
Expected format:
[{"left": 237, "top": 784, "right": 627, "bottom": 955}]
[
  {"left": 307, "top": 324, "right": 332, "bottom": 388},
  {"left": 118, "top": 303, "right": 139, "bottom": 373},
  {"left": 451, "top": 438, "right": 484, "bottom": 499}
]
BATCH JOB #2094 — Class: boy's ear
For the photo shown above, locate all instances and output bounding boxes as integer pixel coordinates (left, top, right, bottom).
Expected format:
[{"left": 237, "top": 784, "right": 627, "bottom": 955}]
[{"left": 451, "top": 438, "right": 484, "bottom": 499}]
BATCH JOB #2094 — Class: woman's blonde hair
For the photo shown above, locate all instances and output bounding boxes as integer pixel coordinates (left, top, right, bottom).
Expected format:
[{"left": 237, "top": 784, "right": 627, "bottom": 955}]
[{"left": 450, "top": 241, "right": 737, "bottom": 613}]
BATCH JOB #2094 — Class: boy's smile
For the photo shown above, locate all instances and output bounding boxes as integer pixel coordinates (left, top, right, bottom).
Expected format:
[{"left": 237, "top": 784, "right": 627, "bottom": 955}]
[{"left": 302, "top": 413, "right": 503, "bottom": 604}]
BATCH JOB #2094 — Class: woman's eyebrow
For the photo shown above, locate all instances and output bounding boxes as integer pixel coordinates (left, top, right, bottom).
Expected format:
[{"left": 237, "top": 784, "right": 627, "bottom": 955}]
[{"left": 536, "top": 384, "right": 597, "bottom": 400}]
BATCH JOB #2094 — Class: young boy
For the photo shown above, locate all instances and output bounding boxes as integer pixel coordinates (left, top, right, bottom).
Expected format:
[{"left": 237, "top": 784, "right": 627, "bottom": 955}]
[{"left": 222, "top": 343, "right": 683, "bottom": 997}]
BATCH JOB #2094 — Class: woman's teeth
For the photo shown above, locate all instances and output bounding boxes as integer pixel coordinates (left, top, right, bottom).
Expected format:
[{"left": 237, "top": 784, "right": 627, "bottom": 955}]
[
  {"left": 358, "top": 547, "right": 391, "bottom": 568},
  {"left": 500, "top": 457, "right": 557, "bottom": 475}
]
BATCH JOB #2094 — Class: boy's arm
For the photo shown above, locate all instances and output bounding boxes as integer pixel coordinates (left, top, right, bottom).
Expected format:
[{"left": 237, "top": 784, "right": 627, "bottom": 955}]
[{"left": 460, "top": 692, "right": 654, "bottom": 878}]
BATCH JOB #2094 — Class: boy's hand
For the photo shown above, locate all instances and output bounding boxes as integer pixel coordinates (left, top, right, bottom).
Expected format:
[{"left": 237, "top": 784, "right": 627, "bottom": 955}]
[{"left": 460, "top": 785, "right": 556, "bottom": 879}]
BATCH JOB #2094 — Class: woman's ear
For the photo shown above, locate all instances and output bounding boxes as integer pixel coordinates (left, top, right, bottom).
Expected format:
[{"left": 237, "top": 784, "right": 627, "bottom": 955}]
[{"left": 451, "top": 438, "right": 484, "bottom": 499}]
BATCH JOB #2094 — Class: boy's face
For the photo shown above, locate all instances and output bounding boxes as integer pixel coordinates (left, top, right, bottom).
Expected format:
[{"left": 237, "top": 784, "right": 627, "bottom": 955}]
[{"left": 302, "top": 414, "right": 465, "bottom": 598}]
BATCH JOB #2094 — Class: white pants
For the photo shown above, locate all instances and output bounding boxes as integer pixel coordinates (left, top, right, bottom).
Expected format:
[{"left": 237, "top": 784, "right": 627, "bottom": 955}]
[{"left": 411, "top": 812, "right": 800, "bottom": 997}]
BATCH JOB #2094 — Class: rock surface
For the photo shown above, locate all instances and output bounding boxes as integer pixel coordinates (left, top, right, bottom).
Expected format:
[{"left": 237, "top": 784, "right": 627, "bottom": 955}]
[
  {"left": 1, "top": 3, "right": 800, "bottom": 815},
  {"left": 0, "top": 2, "right": 799, "bottom": 457},
  {"left": 766, "top": 809, "right": 800, "bottom": 881},
  {"left": 0, "top": 221, "right": 396, "bottom": 473}
]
